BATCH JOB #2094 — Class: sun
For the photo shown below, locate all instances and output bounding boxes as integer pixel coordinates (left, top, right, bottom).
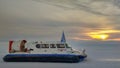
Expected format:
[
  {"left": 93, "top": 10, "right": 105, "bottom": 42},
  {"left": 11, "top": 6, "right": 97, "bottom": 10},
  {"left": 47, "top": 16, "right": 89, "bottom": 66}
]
[
  {"left": 99, "top": 34, "right": 109, "bottom": 40},
  {"left": 89, "top": 34, "right": 109, "bottom": 40}
]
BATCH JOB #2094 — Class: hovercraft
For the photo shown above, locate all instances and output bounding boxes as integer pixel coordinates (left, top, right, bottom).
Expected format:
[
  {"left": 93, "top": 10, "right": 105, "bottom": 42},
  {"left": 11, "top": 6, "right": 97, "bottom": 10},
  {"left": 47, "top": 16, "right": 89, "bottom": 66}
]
[{"left": 3, "top": 32, "right": 87, "bottom": 63}]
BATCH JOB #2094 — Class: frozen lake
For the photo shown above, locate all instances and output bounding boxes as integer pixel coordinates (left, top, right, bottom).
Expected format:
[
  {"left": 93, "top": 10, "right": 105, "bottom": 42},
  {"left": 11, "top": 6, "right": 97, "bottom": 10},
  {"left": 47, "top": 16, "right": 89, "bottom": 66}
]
[{"left": 0, "top": 41, "right": 120, "bottom": 68}]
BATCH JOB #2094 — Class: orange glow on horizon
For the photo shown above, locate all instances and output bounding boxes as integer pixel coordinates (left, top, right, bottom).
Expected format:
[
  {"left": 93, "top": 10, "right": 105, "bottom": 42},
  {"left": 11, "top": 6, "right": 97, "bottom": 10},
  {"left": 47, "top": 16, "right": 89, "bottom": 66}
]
[
  {"left": 87, "top": 30, "right": 120, "bottom": 40},
  {"left": 70, "top": 37, "right": 90, "bottom": 40},
  {"left": 89, "top": 34, "right": 109, "bottom": 40},
  {"left": 69, "top": 30, "right": 120, "bottom": 41}
]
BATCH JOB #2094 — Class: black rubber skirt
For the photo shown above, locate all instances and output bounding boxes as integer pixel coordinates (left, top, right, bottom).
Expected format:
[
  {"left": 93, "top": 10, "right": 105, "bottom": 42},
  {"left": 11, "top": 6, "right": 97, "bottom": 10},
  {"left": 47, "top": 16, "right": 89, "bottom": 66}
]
[{"left": 3, "top": 54, "right": 86, "bottom": 63}]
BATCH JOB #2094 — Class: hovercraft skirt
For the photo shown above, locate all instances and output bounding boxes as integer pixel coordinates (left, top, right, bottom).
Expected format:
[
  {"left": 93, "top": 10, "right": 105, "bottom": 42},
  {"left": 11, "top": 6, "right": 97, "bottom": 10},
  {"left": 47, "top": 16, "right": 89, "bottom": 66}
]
[{"left": 3, "top": 54, "right": 86, "bottom": 63}]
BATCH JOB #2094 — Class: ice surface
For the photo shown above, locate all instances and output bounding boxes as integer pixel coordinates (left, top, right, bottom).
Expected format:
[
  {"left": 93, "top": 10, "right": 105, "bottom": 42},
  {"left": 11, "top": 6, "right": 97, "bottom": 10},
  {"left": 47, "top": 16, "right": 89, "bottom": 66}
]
[{"left": 0, "top": 41, "right": 120, "bottom": 68}]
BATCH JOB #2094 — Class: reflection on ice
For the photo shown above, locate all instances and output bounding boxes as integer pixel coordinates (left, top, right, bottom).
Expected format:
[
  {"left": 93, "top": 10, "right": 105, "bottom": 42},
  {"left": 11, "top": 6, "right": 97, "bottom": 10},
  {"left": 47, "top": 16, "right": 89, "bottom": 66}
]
[{"left": 99, "top": 59, "right": 120, "bottom": 62}]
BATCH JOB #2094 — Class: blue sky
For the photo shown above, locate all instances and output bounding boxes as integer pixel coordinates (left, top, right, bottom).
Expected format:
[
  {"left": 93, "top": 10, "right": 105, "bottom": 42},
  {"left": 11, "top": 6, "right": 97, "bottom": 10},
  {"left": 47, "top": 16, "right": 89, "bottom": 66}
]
[{"left": 0, "top": 0, "right": 120, "bottom": 41}]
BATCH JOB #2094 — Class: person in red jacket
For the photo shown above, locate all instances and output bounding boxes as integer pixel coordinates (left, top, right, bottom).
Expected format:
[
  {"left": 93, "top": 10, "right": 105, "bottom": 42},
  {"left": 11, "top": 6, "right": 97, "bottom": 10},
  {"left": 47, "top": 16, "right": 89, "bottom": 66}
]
[{"left": 20, "top": 40, "right": 27, "bottom": 52}]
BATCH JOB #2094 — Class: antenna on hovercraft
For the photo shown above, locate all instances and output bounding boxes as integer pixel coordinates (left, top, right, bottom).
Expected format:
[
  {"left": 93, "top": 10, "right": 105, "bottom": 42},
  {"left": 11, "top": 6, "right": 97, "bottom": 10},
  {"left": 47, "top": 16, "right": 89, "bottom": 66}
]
[{"left": 61, "top": 31, "right": 66, "bottom": 43}]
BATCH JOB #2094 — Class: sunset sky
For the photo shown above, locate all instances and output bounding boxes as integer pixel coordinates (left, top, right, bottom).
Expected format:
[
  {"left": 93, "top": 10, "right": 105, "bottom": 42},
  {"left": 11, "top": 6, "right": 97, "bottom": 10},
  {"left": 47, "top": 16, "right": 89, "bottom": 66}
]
[{"left": 0, "top": 0, "right": 120, "bottom": 41}]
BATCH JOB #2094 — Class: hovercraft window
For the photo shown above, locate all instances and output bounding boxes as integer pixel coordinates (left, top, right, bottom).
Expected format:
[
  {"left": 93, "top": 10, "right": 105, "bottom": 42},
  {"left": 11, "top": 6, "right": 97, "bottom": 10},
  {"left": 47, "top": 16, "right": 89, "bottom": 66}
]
[
  {"left": 65, "top": 44, "right": 71, "bottom": 48},
  {"left": 56, "top": 44, "right": 65, "bottom": 48},
  {"left": 36, "top": 44, "right": 41, "bottom": 48},
  {"left": 41, "top": 44, "right": 49, "bottom": 48},
  {"left": 50, "top": 44, "right": 56, "bottom": 48}
]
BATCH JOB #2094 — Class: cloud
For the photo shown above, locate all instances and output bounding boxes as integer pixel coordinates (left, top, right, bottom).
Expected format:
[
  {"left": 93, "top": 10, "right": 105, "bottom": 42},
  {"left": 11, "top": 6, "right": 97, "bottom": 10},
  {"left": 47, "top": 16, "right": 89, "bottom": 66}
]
[
  {"left": 0, "top": 0, "right": 120, "bottom": 41},
  {"left": 33, "top": 0, "right": 120, "bottom": 16}
]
